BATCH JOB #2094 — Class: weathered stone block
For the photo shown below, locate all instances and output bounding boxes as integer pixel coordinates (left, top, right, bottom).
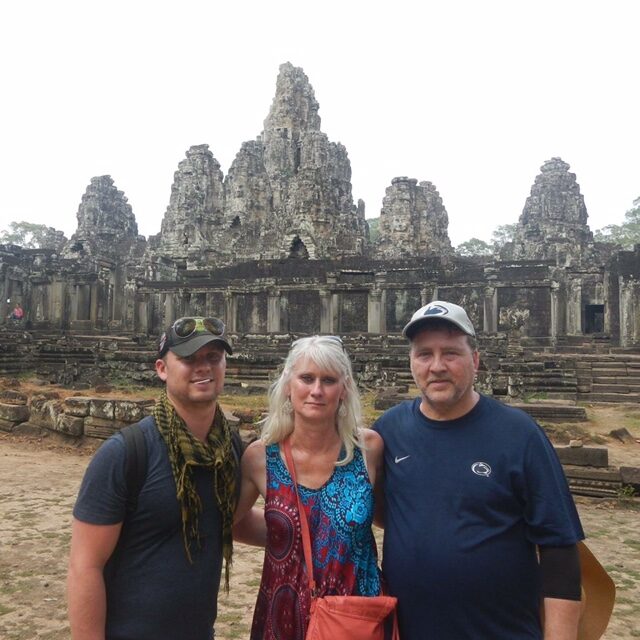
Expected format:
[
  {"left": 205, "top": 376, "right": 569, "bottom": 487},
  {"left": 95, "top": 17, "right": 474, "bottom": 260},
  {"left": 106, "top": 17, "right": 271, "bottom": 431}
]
[
  {"left": 84, "top": 416, "right": 128, "bottom": 439},
  {"left": 620, "top": 467, "right": 640, "bottom": 492},
  {"left": 609, "top": 428, "right": 636, "bottom": 444},
  {"left": 0, "top": 418, "right": 16, "bottom": 432},
  {"left": 554, "top": 445, "right": 608, "bottom": 468},
  {"left": 28, "top": 396, "right": 64, "bottom": 429},
  {"left": 56, "top": 414, "right": 85, "bottom": 437},
  {"left": 0, "top": 390, "right": 28, "bottom": 404},
  {"left": 64, "top": 397, "right": 91, "bottom": 417},
  {"left": 12, "top": 422, "right": 48, "bottom": 436},
  {"left": 374, "top": 394, "right": 406, "bottom": 410},
  {"left": 0, "top": 402, "right": 29, "bottom": 423},
  {"left": 114, "top": 401, "right": 145, "bottom": 423},
  {"left": 89, "top": 399, "right": 115, "bottom": 420}
]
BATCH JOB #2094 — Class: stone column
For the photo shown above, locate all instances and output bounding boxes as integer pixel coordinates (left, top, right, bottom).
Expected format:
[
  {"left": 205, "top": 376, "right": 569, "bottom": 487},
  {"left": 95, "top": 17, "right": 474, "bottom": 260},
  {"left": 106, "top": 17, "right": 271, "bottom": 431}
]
[
  {"left": 51, "top": 280, "right": 65, "bottom": 327},
  {"left": 205, "top": 292, "right": 215, "bottom": 318},
  {"left": 267, "top": 290, "right": 281, "bottom": 333},
  {"left": 549, "top": 282, "right": 560, "bottom": 345},
  {"left": 319, "top": 289, "right": 333, "bottom": 334},
  {"left": 368, "top": 288, "right": 383, "bottom": 333},
  {"left": 111, "top": 269, "right": 123, "bottom": 323},
  {"left": 0, "top": 273, "right": 8, "bottom": 323},
  {"left": 163, "top": 293, "right": 174, "bottom": 328},
  {"left": 70, "top": 285, "right": 80, "bottom": 322},
  {"left": 567, "top": 279, "right": 582, "bottom": 335},
  {"left": 137, "top": 298, "right": 149, "bottom": 333},
  {"left": 374, "top": 272, "right": 387, "bottom": 334},
  {"left": 224, "top": 290, "right": 237, "bottom": 332},
  {"left": 619, "top": 277, "right": 640, "bottom": 348},
  {"left": 332, "top": 293, "right": 340, "bottom": 333},
  {"left": 483, "top": 286, "right": 498, "bottom": 333},
  {"left": 89, "top": 282, "right": 99, "bottom": 326}
]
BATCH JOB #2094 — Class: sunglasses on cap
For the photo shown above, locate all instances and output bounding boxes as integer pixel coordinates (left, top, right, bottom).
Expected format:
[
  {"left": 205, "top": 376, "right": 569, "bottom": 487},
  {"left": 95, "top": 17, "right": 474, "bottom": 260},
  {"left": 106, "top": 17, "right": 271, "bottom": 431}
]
[
  {"left": 159, "top": 316, "right": 229, "bottom": 357},
  {"left": 172, "top": 316, "right": 225, "bottom": 338}
]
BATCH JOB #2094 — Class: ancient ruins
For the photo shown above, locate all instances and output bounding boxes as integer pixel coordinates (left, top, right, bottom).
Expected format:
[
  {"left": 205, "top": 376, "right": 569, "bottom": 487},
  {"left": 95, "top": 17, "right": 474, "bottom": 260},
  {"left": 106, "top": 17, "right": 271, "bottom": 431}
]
[
  {"left": 1, "top": 62, "right": 639, "bottom": 501},
  {"left": 0, "top": 62, "right": 638, "bottom": 407}
]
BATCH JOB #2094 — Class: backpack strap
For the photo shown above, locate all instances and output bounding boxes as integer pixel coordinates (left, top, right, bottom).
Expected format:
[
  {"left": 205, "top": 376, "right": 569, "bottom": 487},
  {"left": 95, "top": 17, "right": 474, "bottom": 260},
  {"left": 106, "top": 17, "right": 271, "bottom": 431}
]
[
  {"left": 120, "top": 422, "right": 148, "bottom": 515},
  {"left": 120, "top": 419, "right": 242, "bottom": 512}
]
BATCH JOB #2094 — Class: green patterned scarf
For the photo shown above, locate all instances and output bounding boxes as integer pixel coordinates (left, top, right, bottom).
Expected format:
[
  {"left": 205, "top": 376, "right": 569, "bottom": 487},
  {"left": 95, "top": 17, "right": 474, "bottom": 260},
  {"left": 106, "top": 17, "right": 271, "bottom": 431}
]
[{"left": 153, "top": 390, "right": 237, "bottom": 592}]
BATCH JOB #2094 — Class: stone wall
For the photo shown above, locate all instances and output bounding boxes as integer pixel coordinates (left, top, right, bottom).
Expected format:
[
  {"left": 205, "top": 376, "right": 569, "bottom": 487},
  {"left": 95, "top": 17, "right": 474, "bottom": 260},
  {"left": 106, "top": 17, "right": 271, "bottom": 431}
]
[{"left": 0, "top": 391, "right": 154, "bottom": 439}]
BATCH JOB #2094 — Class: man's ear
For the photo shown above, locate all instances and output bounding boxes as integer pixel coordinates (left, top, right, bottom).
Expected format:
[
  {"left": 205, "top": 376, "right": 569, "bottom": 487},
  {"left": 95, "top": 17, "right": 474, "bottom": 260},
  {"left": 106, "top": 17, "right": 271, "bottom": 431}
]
[
  {"left": 472, "top": 350, "right": 480, "bottom": 373},
  {"left": 155, "top": 358, "right": 168, "bottom": 381}
]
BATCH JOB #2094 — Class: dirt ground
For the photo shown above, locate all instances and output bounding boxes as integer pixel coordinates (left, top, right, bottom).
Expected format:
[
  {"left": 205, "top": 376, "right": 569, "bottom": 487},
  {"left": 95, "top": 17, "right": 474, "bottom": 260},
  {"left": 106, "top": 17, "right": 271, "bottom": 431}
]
[{"left": 0, "top": 400, "right": 639, "bottom": 639}]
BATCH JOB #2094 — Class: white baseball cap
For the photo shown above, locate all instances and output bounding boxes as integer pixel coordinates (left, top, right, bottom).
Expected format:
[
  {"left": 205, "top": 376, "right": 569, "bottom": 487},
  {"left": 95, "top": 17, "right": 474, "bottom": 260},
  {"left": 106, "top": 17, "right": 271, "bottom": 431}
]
[{"left": 402, "top": 300, "right": 476, "bottom": 339}]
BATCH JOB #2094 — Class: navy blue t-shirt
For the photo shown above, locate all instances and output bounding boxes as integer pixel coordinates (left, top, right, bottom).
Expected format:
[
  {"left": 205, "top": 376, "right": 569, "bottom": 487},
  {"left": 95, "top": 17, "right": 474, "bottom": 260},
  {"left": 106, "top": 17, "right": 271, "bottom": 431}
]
[
  {"left": 373, "top": 395, "right": 584, "bottom": 640},
  {"left": 73, "top": 416, "right": 223, "bottom": 640}
]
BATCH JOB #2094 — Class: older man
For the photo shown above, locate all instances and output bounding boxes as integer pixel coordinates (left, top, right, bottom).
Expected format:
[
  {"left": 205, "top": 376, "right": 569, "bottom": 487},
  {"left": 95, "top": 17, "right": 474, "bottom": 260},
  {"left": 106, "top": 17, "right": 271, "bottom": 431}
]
[
  {"left": 68, "top": 317, "right": 261, "bottom": 640},
  {"left": 374, "top": 301, "right": 584, "bottom": 639}
]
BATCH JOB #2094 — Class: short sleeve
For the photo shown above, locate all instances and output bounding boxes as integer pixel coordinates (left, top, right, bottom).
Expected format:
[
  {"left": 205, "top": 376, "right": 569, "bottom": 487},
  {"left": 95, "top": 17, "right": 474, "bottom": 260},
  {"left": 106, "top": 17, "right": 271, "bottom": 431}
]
[
  {"left": 73, "top": 435, "right": 129, "bottom": 525},
  {"left": 520, "top": 426, "right": 584, "bottom": 546}
]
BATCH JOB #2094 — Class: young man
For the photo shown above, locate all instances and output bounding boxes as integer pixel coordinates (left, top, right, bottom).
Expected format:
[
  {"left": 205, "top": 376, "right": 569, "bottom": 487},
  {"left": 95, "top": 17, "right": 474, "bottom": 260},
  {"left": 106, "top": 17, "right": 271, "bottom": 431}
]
[
  {"left": 374, "top": 301, "right": 584, "bottom": 639},
  {"left": 68, "top": 317, "right": 261, "bottom": 640}
]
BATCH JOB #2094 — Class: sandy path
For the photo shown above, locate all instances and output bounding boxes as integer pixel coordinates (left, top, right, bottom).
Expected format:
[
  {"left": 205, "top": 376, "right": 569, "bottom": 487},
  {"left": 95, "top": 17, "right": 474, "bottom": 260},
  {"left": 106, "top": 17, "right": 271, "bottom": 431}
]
[{"left": 0, "top": 433, "right": 638, "bottom": 639}]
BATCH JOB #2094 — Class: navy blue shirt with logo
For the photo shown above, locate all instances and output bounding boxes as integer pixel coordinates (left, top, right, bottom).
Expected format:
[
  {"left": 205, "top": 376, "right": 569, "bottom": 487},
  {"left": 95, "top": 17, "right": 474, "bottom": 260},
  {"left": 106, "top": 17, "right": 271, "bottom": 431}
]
[{"left": 373, "top": 395, "right": 584, "bottom": 639}]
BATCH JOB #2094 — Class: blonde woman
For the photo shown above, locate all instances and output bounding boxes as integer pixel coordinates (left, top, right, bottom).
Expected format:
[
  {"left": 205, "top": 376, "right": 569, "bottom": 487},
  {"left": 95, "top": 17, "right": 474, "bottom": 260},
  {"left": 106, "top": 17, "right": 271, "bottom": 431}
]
[{"left": 235, "top": 335, "right": 385, "bottom": 640}]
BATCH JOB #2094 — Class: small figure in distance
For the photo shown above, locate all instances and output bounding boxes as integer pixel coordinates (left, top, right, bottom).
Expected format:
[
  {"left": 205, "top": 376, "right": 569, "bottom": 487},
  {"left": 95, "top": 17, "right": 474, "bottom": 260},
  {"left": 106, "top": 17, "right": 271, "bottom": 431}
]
[{"left": 8, "top": 302, "right": 24, "bottom": 321}]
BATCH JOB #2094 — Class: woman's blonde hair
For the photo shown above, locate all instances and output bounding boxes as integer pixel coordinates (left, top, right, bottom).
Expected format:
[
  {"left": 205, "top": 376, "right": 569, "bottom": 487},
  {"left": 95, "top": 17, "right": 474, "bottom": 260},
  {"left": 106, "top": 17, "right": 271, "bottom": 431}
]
[{"left": 260, "top": 335, "right": 363, "bottom": 466}]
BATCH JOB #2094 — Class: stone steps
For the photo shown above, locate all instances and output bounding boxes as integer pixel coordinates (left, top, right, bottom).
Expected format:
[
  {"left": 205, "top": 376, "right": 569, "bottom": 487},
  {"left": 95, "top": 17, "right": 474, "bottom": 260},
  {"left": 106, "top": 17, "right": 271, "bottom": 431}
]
[
  {"left": 564, "top": 467, "right": 622, "bottom": 498},
  {"left": 591, "top": 383, "right": 640, "bottom": 394},
  {"left": 592, "top": 375, "right": 640, "bottom": 384},
  {"left": 509, "top": 403, "right": 587, "bottom": 423},
  {"left": 578, "top": 392, "right": 640, "bottom": 403}
]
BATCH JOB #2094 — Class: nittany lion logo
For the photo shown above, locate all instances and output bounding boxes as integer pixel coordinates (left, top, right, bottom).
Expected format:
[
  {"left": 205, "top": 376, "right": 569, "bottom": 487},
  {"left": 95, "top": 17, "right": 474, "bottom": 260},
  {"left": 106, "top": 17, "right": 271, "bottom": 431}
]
[
  {"left": 423, "top": 304, "right": 449, "bottom": 318},
  {"left": 471, "top": 462, "right": 492, "bottom": 477}
]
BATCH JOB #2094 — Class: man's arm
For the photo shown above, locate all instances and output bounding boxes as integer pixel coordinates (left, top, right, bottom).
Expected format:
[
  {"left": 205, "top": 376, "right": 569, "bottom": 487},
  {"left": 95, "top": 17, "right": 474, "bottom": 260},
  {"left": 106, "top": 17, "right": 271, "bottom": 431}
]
[
  {"left": 233, "top": 506, "right": 266, "bottom": 546},
  {"left": 67, "top": 518, "right": 122, "bottom": 640},
  {"left": 232, "top": 440, "right": 266, "bottom": 546},
  {"left": 539, "top": 544, "right": 582, "bottom": 640},
  {"left": 362, "top": 429, "right": 385, "bottom": 529},
  {"left": 542, "top": 598, "right": 582, "bottom": 640}
]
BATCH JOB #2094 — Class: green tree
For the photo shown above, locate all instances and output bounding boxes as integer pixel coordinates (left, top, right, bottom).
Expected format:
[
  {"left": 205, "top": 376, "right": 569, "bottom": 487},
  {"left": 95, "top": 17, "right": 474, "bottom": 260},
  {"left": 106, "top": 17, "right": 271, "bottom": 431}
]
[
  {"left": 0, "top": 221, "right": 66, "bottom": 249},
  {"left": 455, "top": 238, "right": 493, "bottom": 256},
  {"left": 594, "top": 197, "right": 640, "bottom": 249},
  {"left": 490, "top": 223, "right": 517, "bottom": 251},
  {"left": 367, "top": 217, "right": 379, "bottom": 242}
]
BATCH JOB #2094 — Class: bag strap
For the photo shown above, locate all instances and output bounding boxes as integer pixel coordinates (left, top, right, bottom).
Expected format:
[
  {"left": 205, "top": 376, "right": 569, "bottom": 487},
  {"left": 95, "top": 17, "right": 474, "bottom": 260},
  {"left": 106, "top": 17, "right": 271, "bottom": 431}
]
[
  {"left": 120, "top": 422, "right": 148, "bottom": 514},
  {"left": 282, "top": 437, "right": 317, "bottom": 595},
  {"left": 284, "top": 438, "right": 401, "bottom": 640}
]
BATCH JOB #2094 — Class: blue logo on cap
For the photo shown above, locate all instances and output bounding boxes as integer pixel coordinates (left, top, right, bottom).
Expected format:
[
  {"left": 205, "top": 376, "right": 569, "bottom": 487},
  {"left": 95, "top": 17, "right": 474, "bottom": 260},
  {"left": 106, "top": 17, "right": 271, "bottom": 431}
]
[{"left": 424, "top": 304, "right": 449, "bottom": 317}]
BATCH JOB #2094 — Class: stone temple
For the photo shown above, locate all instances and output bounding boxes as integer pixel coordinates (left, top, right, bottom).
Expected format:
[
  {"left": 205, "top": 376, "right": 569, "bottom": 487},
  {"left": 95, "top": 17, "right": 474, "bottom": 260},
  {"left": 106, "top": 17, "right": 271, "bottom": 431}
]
[{"left": 1, "top": 62, "right": 639, "bottom": 379}]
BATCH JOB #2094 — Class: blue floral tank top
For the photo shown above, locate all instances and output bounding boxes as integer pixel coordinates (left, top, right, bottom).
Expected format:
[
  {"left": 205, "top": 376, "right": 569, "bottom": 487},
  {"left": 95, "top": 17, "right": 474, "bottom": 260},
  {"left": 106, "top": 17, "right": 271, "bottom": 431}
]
[{"left": 250, "top": 442, "right": 381, "bottom": 640}]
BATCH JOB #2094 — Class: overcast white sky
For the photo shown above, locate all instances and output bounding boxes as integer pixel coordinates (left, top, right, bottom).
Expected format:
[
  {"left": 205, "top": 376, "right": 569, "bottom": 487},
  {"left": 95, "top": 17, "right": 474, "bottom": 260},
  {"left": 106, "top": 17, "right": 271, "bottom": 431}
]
[{"left": 1, "top": 0, "right": 638, "bottom": 246}]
